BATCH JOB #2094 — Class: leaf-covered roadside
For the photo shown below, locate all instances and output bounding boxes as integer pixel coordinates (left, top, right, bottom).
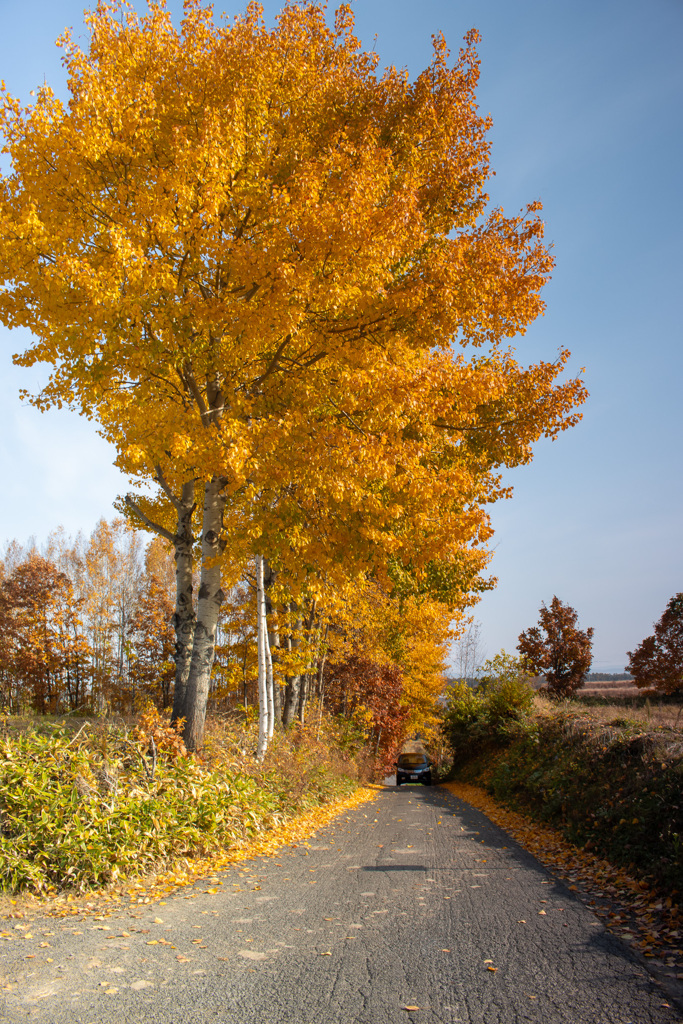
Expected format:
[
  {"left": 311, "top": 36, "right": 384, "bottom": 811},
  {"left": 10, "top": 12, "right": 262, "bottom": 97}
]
[
  {"left": 442, "top": 687, "right": 683, "bottom": 971},
  {"left": 0, "top": 707, "right": 363, "bottom": 896},
  {"left": 451, "top": 707, "right": 683, "bottom": 892},
  {"left": 444, "top": 781, "right": 683, "bottom": 973}
]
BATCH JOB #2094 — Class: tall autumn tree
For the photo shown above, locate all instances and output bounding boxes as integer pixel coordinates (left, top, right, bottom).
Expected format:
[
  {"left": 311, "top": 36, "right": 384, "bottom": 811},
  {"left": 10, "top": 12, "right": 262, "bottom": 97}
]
[
  {"left": 0, "top": 1, "right": 586, "bottom": 748},
  {"left": 517, "top": 596, "right": 593, "bottom": 697},
  {"left": 627, "top": 594, "right": 683, "bottom": 695}
]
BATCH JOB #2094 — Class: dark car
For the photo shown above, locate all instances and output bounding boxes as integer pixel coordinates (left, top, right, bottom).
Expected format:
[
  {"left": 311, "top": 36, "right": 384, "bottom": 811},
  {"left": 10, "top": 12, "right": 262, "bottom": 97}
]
[{"left": 395, "top": 752, "right": 432, "bottom": 786}]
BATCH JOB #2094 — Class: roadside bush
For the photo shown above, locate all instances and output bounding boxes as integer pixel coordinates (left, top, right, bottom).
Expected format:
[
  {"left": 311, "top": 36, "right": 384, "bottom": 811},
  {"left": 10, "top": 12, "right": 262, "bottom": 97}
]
[
  {"left": 478, "top": 652, "right": 535, "bottom": 726},
  {"left": 442, "top": 651, "right": 534, "bottom": 762},
  {"left": 0, "top": 708, "right": 359, "bottom": 895},
  {"left": 447, "top": 698, "right": 683, "bottom": 893},
  {"left": 484, "top": 712, "right": 683, "bottom": 891}
]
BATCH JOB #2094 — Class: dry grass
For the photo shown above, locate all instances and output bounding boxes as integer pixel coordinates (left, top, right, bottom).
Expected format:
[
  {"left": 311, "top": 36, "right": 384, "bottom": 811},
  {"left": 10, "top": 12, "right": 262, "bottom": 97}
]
[
  {"left": 580, "top": 679, "right": 640, "bottom": 698},
  {"left": 532, "top": 693, "right": 683, "bottom": 733}
]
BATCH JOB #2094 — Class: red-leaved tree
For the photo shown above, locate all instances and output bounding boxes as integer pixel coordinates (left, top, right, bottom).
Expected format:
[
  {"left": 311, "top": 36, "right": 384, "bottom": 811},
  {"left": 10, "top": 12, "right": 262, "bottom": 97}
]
[
  {"left": 324, "top": 655, "right": 409, "bottom": 777},
  {"left": 517, "top": 596, "right": 593, "bottom": 697},
  {"left": 627, "top": 594, "right": 683, "bottom": 695}
]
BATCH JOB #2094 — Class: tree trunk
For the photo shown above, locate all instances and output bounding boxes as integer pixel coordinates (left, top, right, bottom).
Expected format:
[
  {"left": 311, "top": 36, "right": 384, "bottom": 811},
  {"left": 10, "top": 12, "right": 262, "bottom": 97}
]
[
  {"left": 183, "top": 478, "right": 226, "bottom": 752},
  {"left": 282, "top": 604, "right": 301, "bottom": 728},
  {"left": 297, "top": 600, "right": 318, "bottom": 724},
  {"left": 124, "top": 476, "right": 196, "bottom": 727},
  {"left": 283, "top": 672, "right": 300, "bottom": 728},
  {"left": 316, "top": 623, "right": 330, "bottom": 699},
  {"left": 298, "top": 672, "right": 309, "bottom": 725},
  {"left": 265, "top": 619, "right": 274, "bottom": 740},
  {"left": 171, "top": 480, "right": 197, "bottom": 725},
  {"left": 263, "top": 558, "right": 277, "bottom": 737},
  {"left": 269, "top": 606, "right": 282, "bottom": 724},
  {"left": 256, "top": 554, "right": 268, "bottom": 760}
]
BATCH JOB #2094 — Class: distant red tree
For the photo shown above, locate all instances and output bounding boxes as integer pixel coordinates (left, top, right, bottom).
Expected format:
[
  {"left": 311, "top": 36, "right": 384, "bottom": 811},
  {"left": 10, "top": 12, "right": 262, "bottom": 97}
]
[
  {"left": 128, "top": 573, "right": 175, "bottom": 709},
  {"left": 517, "top": 596, "right": 593, "bottom": 698},
  {"left": 627, "top": 594, "right": 683, "bottom": 695}
]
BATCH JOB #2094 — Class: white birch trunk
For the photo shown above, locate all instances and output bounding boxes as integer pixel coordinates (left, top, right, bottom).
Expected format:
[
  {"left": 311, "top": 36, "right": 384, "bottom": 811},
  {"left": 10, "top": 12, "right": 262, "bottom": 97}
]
[
  {"left": 183, "top": 478, "right": 226, "bottom": 752},
  {"left": 265, "top": 620, "right": 274, "bottom": 740},
  {"left": 256, "top": 554, "right": 268, "bottom": 760},
  {"left": 262, "top": 557, "right": 279, "bottom": 728}
]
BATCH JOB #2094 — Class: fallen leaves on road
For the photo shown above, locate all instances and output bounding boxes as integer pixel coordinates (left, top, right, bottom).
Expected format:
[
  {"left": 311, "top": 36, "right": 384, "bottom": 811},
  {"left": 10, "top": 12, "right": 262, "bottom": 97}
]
[{"left": 444, "top": 782, "right": 682, "bottom": 970}]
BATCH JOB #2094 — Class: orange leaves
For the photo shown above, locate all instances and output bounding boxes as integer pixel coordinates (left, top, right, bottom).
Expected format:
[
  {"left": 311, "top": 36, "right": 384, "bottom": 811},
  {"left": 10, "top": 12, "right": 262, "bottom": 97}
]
[
  {"left": 132, "top": 703, "right": 186, "bottom": 759},
  {"left": 0, "top": 0, "right": 576, "bottom": 456},
  {"left": 0, "top": 3, "right": 587, "bottom": 755}
]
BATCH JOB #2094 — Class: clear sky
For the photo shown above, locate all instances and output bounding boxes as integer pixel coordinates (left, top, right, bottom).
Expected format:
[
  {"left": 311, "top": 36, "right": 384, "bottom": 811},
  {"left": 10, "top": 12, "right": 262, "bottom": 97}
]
[{"left": 1, "top": 0, "right": 681, "bottom": 671}]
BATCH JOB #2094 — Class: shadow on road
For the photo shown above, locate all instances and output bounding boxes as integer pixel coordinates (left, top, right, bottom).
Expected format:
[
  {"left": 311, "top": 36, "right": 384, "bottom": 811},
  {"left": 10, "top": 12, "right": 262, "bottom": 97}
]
[{"left": 361, "top": 864, "right": 424, "bottom": 871}]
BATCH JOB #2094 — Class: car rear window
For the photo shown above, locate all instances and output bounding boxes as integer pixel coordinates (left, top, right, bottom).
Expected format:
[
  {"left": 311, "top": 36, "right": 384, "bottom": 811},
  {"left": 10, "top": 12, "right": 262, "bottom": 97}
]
[{"left": 398, "top": 755, "right": 427, "bottom": 767}]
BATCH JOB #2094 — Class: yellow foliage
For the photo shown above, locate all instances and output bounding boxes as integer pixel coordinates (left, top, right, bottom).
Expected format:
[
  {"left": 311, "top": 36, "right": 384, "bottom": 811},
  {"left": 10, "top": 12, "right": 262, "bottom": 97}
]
[{"left": 0, "top": 3, "right": 587, "bottom": 748}]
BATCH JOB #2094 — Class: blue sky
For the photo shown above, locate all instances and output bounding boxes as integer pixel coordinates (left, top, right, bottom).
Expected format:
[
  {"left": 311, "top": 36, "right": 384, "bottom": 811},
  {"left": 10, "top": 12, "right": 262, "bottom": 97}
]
[{"left": 1, "top": 0, "right": 681, "bottom": 671}]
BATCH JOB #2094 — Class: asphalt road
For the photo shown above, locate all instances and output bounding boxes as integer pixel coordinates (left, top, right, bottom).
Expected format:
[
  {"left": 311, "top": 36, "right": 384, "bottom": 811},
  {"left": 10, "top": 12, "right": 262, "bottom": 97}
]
[{"left": 2, "top": 784, "right": 680, "bottom": 1024}]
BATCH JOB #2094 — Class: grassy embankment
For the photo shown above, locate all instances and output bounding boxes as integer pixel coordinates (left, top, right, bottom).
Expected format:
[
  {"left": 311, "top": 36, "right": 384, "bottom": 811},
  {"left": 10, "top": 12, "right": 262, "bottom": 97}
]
[
  {"left": 446, "top": 693, "right": 683, "bottom": 894},
  {"left": 0, "top": 704, "right": 368, "bottom": 898}
]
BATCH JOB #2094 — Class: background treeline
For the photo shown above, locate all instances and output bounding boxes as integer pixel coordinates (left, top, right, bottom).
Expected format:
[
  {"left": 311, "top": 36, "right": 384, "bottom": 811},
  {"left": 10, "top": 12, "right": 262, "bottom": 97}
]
[
  {"left": 585, "top": 672, "right": 634, "bottom": 681},
  {"left": 0, "top": 517, "right": 449, "bottom": 776},
  {"left": 0, "top": 520, "right": 175, "bottom": 716}
]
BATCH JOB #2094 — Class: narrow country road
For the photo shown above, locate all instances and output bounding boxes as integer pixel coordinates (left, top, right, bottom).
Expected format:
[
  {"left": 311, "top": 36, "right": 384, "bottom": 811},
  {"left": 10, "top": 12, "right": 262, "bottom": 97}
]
[{"left": 2, "top": 785, "right": 679, "bottom": 1024}]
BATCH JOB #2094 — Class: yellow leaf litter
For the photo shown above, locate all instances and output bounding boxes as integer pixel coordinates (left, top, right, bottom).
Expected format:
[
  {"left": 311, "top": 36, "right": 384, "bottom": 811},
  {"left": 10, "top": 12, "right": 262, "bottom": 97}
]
[{"left": 444, "top": 781, "right": 682, "bottom": 970}]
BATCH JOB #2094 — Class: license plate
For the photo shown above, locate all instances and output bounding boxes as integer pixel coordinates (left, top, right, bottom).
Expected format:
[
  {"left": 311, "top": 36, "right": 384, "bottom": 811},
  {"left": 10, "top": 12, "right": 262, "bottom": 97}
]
[{"left": 410, "top": 774, "right": 419, "bottom": 780}]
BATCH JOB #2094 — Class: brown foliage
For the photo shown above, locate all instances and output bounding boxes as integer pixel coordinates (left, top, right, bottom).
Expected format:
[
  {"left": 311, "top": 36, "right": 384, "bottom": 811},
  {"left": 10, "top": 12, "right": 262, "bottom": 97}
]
[
  {"left": 0, "top": 523, "right": 177, "bottom": 714},
  {"left": 324, "top": 655, "right": 409, "bottom": 776},
  {"left": 627, "top": 594, "right": 683, "bottom": 695},
  {"left": 0, "top": 554, "right": 89, "bottom": 713},
  {"left": 517, "top": 595, "right": 593, "bottom": 697},
  {"left": 128, "top": 571, "right": 175, "bottom": 708}
]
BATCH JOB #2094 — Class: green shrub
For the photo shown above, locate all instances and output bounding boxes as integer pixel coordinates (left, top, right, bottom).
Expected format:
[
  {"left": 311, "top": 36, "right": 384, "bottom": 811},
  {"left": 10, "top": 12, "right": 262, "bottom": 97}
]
[
  {"left": 478, "top": 652, "right": 535, "bottom": 727},
  {"left": 0, "top": 711, "right": 358, "bottom": 895},
  {"left": 483, "top": 713, "right": 683, "bottom": 891},
  {"left": 442, "top": 651, "right": 534, "bottom": 762}
]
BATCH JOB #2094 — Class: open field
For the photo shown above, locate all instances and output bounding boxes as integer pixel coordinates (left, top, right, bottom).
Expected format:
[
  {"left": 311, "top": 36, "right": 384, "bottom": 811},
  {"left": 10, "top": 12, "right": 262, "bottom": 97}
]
[
  {"left": 572, "top": 683, "right": 683, "bottom": 730},
  {"left": 580, "top": 678, "right": 639, "bottom": 696},
  {"left": 538, "top": 690, "right": 683, "bottom": 730}
]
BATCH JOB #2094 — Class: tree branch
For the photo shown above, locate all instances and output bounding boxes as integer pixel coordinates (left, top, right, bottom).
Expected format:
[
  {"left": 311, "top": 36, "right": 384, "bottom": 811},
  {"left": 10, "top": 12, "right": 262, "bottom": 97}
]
[
  {"left": 124, "top": 494, "right": 175, "bottom": 544},
  {"left": 182, "top": 365, "right": 210, "bottom": 426},
  {"left": 330, "top": 399, "right": 367, "bottom": 437},
  {"left": 153, "top": 465, "right": 183, "bottom": 511}
]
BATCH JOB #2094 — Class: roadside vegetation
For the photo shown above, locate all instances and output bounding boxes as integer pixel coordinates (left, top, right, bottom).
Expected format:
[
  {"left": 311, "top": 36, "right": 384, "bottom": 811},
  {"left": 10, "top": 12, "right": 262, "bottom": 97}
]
[
  {"left": 443, "top": 674, "right": 683, "bottom": 893},
  {"left": 0, "top": 704, "right": 364, "bottom": 896}
]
